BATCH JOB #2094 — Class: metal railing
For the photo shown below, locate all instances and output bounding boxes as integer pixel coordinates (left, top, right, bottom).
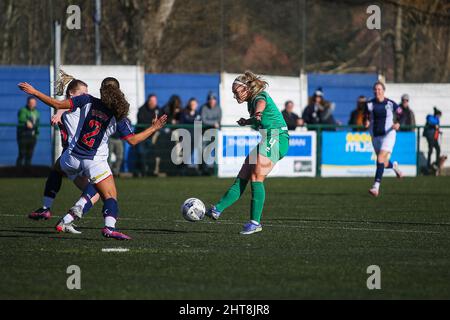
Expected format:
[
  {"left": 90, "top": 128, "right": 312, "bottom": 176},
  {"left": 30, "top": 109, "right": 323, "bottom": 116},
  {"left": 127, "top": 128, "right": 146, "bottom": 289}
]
[{"left": 1, "top": 123, "right": 448, "bottom": 177}]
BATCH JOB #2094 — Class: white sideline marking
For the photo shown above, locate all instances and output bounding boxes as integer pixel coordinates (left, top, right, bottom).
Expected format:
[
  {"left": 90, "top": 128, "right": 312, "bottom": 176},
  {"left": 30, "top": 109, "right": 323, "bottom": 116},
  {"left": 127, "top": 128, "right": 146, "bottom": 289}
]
[
  {"left": 102, "top": 248, "right": 129, "bottom": 253},
  {"left": 4, "top": 214, "right": 447, "bottom": 235},
  {"left": 195, "top": 220, "right": 443, "bottom": 235}
]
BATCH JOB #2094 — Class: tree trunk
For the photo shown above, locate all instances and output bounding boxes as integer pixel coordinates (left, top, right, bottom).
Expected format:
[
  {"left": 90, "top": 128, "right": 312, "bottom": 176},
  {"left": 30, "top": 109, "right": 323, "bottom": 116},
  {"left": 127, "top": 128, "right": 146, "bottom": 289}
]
[
  {"left": 394, "top": 1, "right": 404, "bottom": 82},
  {"left": 441, "top": 27, "right": 450, "bottom": 82},
  {"left": 1, "top": 0, "right": 14, "bottom": 64},
  {"left": 144, "top": 0, "right": 176, "bottom": 72}
]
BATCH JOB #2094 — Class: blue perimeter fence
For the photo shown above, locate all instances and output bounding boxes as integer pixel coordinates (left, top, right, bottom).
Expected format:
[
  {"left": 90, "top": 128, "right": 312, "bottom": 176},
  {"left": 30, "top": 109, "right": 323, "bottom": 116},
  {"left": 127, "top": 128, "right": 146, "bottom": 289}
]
[
  {"left": 0, "top": 66, "right": 380, "bottom": 168},
  {"left": 0, "top": 122, "right": 444, "bottom": 177}
]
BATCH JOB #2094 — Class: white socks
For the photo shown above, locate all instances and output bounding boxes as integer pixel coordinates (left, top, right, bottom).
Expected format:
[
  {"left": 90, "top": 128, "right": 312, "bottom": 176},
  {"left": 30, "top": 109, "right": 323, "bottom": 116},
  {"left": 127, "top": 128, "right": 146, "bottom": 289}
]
[
  {"left": 105, "top": 216, "right": 117, "bottom": 229},
  {"left": 74, "top": 196, "right": 88, "bottom": 210},
  {"left": 63, "top": 214, "right": 75, "bottom": 224}
]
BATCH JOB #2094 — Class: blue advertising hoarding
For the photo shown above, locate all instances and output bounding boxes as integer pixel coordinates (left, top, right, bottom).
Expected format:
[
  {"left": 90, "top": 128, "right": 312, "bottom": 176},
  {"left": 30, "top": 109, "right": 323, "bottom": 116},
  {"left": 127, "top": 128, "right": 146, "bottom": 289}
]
[
  {"left": 321, "top": 131, "right": 417, "bottom": 177},
  {"left": 218, "top": 130, "right": 316, "bottom": 177}
]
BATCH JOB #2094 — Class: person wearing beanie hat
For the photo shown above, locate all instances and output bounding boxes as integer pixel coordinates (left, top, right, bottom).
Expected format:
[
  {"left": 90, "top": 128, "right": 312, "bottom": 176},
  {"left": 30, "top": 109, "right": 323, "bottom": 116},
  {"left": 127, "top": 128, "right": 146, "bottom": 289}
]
[
  {"left": 302, "top": 87, "right": 337, "bottom": 130},
  {"left": 200, "top": 91, "right": 221, "bottom": 130},
  {"left": 397, "top": 93, "right": 415, "bottom": 132},
  {"left": 314, "top": 87, "right": 324, "bottom": 97}
]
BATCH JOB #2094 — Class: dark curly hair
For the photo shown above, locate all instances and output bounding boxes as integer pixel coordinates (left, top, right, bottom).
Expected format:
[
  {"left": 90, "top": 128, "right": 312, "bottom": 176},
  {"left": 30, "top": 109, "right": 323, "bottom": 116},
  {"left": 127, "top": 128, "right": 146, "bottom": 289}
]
[
  {"left": 65, "top": 79, "right": 88, "bottom": 99},
  {"left": 100, "top": 77, "right": 129, "bottom": 120}
]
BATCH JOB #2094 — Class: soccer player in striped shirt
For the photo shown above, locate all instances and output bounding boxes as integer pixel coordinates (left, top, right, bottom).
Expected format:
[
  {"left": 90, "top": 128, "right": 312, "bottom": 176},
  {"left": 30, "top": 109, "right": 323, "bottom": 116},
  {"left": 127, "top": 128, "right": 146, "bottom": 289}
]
[
  {"left": 364, "top": 81, "right": 403, "bottom": 197},
  {"left": 19, "top": 78, "right": 167, "bottom": 239}
]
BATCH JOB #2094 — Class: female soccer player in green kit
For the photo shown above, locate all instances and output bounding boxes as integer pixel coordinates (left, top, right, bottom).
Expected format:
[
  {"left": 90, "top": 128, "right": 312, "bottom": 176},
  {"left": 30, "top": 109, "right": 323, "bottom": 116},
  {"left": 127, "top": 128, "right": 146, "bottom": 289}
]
[{"left": 206, "top": 71, "right": 289, "bottom": 235}]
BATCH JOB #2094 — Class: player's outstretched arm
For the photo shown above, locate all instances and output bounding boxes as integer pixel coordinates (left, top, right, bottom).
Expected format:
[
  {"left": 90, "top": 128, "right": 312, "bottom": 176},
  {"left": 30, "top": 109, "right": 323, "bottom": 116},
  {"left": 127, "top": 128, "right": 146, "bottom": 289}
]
[
  {"left": 125, "top": 114, "right": 168, "bottom": 146},
  {"left": 18, "top": 82, "right": 71, "bottom": 110}
]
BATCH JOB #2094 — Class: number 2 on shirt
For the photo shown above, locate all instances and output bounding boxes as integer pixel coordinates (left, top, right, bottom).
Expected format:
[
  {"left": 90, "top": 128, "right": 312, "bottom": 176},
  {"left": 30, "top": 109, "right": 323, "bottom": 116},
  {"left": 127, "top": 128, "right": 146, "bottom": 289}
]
[{"left": 82, "top": 120, "right": 102, "bottom": 147}]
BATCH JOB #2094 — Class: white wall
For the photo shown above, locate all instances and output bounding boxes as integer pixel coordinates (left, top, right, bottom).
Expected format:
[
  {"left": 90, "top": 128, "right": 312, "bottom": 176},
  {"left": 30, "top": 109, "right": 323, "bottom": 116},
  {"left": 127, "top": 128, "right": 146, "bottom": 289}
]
[
  {"left": 63, "top": 65, "right": 146, "bottom": 124},
  {"left": 220, "top": 72, "right": 306, "bottom": 125},
  {"left": 385, "top": 83, "right": 450, "bottom": 126},
  {"left": 386, "top": 83, "right": 450, "bottom": 166}
]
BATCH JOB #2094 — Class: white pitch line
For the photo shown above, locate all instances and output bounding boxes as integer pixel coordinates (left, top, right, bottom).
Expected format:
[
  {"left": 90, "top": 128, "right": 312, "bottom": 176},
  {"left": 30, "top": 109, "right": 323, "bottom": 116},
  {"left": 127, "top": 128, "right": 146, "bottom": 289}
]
[
  {"left": 2, "top": 214, "right": 446, "bottom": 235},
  {"left": 196, "top": 220, "right": 443, "bottom": 235},
  {"left": 102, "top": 248, "right": 130, "bottom": 253},
  {"left": 5, "top": 213, "right": 450, "bottom": 226}
]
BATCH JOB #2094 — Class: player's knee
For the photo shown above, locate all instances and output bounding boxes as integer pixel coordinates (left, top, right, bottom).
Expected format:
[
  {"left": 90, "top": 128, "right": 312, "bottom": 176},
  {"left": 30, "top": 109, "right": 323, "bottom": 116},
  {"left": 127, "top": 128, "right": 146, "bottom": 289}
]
[
  {"left": 103, "top": 191, "right": 117, "bottom": 200},
  {"left": 250, "top": 172, "right": 265, "bottom": 182},
  {"left": 97, "top": 186, "right": 116, "bottom": 200}
]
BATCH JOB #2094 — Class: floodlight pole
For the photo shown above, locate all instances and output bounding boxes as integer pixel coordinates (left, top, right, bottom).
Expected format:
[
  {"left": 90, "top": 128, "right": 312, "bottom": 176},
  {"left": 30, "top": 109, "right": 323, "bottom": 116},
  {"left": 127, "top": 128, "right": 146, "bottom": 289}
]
[
  {"left": 52, "top": 21, "right": 62, "bottom": 164},
  {"left": 220, "top": 0, "right": 224, "bottom": 72},
  {"left": 301, "top": 0, "right": 306, "bottom": 73},
  {"left": 54, "top": 21, "right": 61, "bottom": 92},
  {"left": 95, "top": 0, "right": 102, "bottom": 65}
]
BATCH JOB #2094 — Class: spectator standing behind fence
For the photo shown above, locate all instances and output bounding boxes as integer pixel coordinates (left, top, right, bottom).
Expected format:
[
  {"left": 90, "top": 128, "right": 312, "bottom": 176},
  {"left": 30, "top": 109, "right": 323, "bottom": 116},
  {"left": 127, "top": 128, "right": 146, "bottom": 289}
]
[
  {"left": 181, "top": 98, "right": 201, "bottom": 124},
  {"left": 397, "top": 94, "right": 416, "bottom": 132},
  {"left": 108, "top": 132, "right": 124, "bottom": 177},
  {"left": 200, "top": 92, "right": 221, "bottom": 175},
  {"left": 302, "top": 88, "right": 338, "bottom": 130},
  {"left": 282, "top": 100, "right": 303, "bottom": 131},
  {"left": 348, "top": 96, "right": 367, "bottom": 131},
  {"left": 163, "top": 95, "right": 182, "bottom": 125},
  {"left": 16, "top": 97, "right": 40, "bottom": 167},
  {"left": 135, "top": 94, "right": 160, "bottom": 176},
  {"left": 423, "top": 107, "right": 442, "bottom": 172},
  {"left": 181, "top": 98, "right": 202, "bottom": 175},
  {"left": 159, "top": 95, "right": 182, "bottom": 176},
  {"left": 200, "top": 92, "right": 221, "bottom": 130}
]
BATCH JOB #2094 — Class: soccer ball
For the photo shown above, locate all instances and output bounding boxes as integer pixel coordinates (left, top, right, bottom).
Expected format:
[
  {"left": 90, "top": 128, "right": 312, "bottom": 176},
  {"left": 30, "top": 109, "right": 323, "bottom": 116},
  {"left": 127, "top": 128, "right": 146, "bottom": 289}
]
[{"left": 181, "top": 198, "right": 206, "bottom": 222}]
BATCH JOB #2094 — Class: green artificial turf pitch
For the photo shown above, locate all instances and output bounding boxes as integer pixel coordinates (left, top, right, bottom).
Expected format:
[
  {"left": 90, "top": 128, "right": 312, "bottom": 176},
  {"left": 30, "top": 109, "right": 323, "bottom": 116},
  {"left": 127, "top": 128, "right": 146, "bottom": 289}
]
[{"left": 0, "top": 176, "right": 449, "bottom": 299}]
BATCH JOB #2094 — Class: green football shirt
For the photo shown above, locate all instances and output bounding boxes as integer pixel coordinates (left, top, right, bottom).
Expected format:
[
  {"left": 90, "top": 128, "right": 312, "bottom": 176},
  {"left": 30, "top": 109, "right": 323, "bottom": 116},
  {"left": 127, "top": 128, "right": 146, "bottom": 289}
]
[{"left": 247, "top": 91, "right": 288, "bottom": 132}]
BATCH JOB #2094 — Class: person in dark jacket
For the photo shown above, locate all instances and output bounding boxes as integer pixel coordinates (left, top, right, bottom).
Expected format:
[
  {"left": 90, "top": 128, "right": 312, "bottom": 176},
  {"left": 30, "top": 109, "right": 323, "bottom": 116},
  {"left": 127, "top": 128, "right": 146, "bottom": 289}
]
[
  {"left": 181, "top": 98, "right": 201, "bottom": 124},
  {"left": 163, "top": 95, "right": 182, "bottom": 125},
  {"left": 136, "top": 94, "right": 160, "bottom": 132},
  {"left": 282, "top": 100, "right": 303, "bottom": 131},
  {"left": 134, "top": 94, "right": 160, "bottom": 176},
  {"left": 302, "top": 88, "right": 337, "bottom": 131},
  {"left": 17, "top": 97, "right": 40, "bottom": 167},
  {"left": 423, "top": 107, "right": 442, "bottom": 171},
  {"left": 397, "top": 94, "right": 416, "bottom": 132},
  {"left": 348, "top": 96, "right": 367, "bottom": 131}
]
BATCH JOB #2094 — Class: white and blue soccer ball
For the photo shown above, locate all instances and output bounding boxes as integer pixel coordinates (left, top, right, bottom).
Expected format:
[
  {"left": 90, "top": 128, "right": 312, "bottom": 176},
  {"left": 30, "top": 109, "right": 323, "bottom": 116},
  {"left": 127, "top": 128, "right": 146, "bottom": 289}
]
[{"left": 181, "top": 198, "right": 206, "bottom": 222}]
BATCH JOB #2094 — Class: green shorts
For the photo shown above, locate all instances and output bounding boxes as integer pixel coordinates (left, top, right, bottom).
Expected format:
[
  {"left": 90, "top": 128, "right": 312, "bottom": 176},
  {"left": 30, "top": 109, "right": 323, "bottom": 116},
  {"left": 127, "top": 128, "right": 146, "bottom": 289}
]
[{"left": 256, "top": 130, "right": 289, "bottom": 163}]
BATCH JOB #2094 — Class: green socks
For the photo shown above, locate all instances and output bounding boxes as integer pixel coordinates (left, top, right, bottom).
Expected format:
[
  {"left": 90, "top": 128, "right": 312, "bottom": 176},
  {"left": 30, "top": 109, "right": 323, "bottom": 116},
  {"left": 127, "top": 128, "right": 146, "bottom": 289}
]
[
  {"left": 250, "top": 182, "right": 265, "bottom": 223},
  {"left": 215, "top": 179, "right": 266, "bottom": 223},
  {"left": 215, "top": 178, "right": 249, "bottom": 212}
]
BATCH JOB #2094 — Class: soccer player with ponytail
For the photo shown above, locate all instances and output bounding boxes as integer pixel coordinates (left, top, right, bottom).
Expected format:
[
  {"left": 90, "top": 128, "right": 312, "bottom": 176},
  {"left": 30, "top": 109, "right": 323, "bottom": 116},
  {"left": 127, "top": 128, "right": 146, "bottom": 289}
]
[
  {"left": 18, "top": 78, "right": 167, "bottom": 240},
  {"left": 28, "top": 78, "right": 101, "bottom": 225},
  {"left": 206, "top": 71, "right": 289, "bottom": 235}
]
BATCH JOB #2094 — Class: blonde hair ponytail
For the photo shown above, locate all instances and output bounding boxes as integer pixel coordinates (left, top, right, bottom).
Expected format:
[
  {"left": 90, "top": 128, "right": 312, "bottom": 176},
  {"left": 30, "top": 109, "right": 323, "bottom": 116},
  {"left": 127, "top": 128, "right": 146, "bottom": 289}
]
[{"left": 234, "top": 71, "right": 268, "bottom": 99}]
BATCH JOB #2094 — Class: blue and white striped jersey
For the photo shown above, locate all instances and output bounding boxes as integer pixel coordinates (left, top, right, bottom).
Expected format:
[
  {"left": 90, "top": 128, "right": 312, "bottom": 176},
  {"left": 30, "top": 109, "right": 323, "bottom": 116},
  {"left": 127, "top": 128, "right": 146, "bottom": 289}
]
[
  {"left": 65, "top": 94, "right": 134, "bottom": 161},
  {"left": 365, "top": 98, "right": 399, "bottom": 137}
]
